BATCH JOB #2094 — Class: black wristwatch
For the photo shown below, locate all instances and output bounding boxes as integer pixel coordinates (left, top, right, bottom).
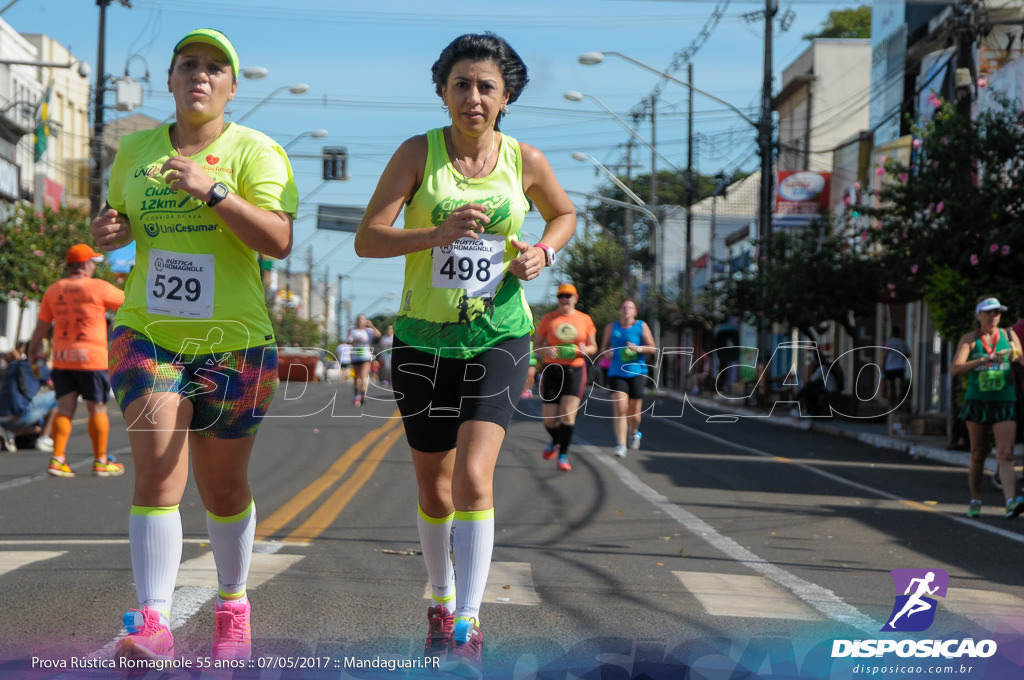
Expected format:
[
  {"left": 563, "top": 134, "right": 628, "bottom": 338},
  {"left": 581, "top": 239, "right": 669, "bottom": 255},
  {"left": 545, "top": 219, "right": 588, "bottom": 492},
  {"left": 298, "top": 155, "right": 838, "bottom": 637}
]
[{"left": 207, "top": 182, "right": 229, "bottom": 207}]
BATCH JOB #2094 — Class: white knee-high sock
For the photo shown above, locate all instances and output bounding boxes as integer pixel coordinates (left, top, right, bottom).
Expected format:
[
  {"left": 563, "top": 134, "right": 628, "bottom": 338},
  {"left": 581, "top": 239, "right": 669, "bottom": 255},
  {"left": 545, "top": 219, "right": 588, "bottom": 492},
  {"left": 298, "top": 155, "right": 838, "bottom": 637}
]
[
  {"left": 206, "top": 499, "right": 256, "bottom": 604},
  {"left": 451, "top": 508, "right": 494, "bottom": 623},
  {"left": 417, "top": 505, "right": 455, "bottom": 607},
  {"left": 129, "top": 505, "right": 183, "bottom": 626}
]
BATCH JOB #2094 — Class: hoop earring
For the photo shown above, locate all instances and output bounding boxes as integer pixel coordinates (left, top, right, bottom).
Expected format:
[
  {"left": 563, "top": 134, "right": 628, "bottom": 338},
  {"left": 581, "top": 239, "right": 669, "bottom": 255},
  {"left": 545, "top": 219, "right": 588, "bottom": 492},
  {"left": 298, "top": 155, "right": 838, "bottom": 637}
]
[{"left": 441, "top": 103, "right": 449, "bottom": 111}]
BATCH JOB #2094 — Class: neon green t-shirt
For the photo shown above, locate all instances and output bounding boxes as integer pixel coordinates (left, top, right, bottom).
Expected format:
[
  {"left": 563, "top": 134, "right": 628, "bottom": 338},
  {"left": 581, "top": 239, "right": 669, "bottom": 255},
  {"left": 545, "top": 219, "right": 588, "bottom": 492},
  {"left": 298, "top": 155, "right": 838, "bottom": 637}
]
[
  {"left": 395, "top": 128, "right": 533, "bottom": 359},
  {"left": 106, "top": 123, "right": 298, "bottom": 352}
]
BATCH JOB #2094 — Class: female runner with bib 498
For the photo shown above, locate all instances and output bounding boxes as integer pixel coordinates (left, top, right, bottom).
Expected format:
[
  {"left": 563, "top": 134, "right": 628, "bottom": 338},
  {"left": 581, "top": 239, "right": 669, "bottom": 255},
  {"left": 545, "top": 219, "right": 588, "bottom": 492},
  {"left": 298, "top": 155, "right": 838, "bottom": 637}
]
[{"left": 354, "top": 32, "right": 575, "bottom": 677}]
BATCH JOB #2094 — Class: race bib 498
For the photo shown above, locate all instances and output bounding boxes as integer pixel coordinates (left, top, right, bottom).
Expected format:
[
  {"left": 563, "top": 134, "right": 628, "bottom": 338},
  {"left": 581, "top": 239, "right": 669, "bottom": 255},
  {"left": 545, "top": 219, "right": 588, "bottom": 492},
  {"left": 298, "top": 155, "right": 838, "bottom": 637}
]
[{"left": 431, "top": 234, "right": 507, "bottom": 298}]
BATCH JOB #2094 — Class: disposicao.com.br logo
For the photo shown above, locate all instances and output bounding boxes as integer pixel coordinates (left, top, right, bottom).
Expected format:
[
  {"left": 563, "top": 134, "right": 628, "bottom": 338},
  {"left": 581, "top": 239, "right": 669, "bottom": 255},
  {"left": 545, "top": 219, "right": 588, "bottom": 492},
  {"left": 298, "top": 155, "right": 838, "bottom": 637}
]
[{"left": 831, "top": 568, "right": 998, "bottom": 660}]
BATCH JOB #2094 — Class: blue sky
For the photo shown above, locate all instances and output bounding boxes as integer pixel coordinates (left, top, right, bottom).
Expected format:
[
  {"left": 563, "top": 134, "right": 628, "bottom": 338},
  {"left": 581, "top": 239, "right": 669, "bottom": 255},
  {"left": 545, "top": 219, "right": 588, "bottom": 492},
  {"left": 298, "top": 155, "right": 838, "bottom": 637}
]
[{"left": 4, "top": 0, "right": 845, "bottom": 328}]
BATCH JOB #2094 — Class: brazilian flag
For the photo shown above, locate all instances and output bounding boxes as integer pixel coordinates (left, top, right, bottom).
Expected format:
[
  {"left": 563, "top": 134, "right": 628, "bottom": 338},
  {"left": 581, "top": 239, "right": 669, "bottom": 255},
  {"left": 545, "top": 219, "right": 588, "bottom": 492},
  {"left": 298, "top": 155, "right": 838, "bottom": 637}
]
[{"left": 33, "top": 83, "right": 52, "bottom": 163}]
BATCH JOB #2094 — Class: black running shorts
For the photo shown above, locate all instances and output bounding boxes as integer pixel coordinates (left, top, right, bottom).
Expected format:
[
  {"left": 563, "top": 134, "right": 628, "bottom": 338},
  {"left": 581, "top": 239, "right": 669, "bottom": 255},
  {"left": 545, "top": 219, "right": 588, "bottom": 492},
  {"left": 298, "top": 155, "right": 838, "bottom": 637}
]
[{"left": 391, "top": 335, "right": 530, "bottom": 453}]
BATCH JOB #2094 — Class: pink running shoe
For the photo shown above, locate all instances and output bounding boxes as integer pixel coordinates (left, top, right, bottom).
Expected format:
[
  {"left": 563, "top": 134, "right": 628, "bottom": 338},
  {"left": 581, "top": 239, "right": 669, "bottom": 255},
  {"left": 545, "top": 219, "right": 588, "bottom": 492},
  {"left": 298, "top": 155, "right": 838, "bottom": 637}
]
[
  {"left": 212, "top": 599, "right": 252, "bottom": 661},
  {"left": 424, "top": 604, "right": 454, "bottom": 658},
  {"left": 445, "top": 617, "right": 483, "bottom": 678},
  {"left": 542, "top": 442, "right": 559, "bottom": 461},
  {"left": 115, "top": 608, "right": 174, "bottom": 663}
]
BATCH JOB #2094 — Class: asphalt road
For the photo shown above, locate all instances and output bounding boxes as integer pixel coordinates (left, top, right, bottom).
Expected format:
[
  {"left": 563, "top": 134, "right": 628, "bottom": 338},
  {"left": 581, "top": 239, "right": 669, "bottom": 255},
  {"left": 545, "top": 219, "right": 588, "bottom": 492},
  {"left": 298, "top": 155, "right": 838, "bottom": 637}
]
[{"left": 1, "top": 381, "right": 1022, "bottom": 679}]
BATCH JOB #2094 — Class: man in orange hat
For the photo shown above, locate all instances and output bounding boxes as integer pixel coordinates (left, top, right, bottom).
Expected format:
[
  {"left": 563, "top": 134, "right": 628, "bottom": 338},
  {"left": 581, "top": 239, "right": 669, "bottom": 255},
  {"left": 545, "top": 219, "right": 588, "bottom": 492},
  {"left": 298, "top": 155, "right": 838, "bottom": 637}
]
[
  {"left": 27, "top": 243, "right": 125, "bottom": 478},
  {"left": 534, "top": 283, "right": 597, "bottom": 471}
]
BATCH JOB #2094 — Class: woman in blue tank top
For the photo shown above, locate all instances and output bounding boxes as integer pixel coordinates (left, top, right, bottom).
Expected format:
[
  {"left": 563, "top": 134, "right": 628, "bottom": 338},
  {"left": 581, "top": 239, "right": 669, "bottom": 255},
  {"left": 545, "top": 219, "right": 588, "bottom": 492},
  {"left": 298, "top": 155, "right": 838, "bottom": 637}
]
[{"left": 598, "top": 299, "right": 657, "bottom": 458}]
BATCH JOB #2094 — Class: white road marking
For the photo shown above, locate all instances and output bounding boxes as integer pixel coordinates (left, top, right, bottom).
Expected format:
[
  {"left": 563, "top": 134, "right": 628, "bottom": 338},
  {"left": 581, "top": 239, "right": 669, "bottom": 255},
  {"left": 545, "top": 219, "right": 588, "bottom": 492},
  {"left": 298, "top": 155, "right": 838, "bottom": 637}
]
[
  {"left": 423, "top": 561, "right": 540, "bottom": 606},
  {"left": 944, "top": 587, "right": 1024, "bottom": 634},
  {"left": 578, "top": 439, "right": 881, "bottom": 634},
  {"left": 0, "top": 550, "right": 65, "bottom": 577},
  {"left": 176, "top": 551, "right": 306, "bottom": 589},
  {"left": 673, "top": 571, "right": 823, "bottom": 620},
  {"left": 0, "top": 446, "right": 132, "bottom": 491},
  {"left": 0, "top": 538, "right": 213, "bottom": 546},
  {"left": 659, "top": 418, "right": 1024, "bottom": 544}
]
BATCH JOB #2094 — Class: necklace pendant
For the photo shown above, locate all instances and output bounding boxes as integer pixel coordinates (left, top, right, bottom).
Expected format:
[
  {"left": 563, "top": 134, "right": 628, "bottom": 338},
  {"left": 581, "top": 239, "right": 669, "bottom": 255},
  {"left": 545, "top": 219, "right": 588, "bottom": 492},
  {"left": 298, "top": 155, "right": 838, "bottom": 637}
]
[{"left": 455, "top": 176, "right": 471, "bottom": 191}]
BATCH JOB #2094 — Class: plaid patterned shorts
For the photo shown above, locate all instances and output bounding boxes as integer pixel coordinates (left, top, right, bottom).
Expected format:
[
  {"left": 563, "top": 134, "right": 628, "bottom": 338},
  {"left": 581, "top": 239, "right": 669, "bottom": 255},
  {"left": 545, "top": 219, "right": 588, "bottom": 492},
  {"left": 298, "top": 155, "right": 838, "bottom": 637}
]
[{"left": 109, "top": 325, "right": 278, "bottom": 439}]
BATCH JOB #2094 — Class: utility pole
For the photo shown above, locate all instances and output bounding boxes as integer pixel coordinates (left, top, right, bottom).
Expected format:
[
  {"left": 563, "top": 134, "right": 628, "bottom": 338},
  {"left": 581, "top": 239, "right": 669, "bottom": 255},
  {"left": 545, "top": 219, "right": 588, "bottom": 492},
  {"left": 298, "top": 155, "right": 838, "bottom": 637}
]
[
  {"left": 623, "top": 138, "right": 635, "bottom": 295},
  {"left": 684, "top": 62, "right": 695, "bottom": 311},
  {"left": 757, "top": 0, "right": 777, "bottom": 372},
  {"left": 306, "top": 247, "right": 314, "bottom": 322},
  {"left": 89, "top": 0, "right": 110, "bottom": 217},
  {"left": 323, "top": 265, "right": 330, "bottom": 350},
  {"left": 648, "top": 94, "right": 661, "bottom": 345},
  {"left": 336, "top": 274, "right": 345, "bottom": 342}
]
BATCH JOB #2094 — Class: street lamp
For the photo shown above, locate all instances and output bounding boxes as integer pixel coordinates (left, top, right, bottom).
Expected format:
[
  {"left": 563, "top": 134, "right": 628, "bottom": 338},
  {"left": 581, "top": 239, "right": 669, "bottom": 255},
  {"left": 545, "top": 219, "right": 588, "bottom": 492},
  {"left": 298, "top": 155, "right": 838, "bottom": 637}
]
[
  {"left": 564, "top": 91, "right": 680, "bottom": 172},
  {"left": 567, "top": 189, "right": 663, "bottom": 343},
  {"left": 581, "top": 48, "right": 775, "bottom": 366},
  {"left": 240, "top": 66, "right": 269, "bottom": 80},
  {"left": 571, "top": 152, "right": 645, "bottom": 207},
  {"left": 578, "top": 52, "right": 757, "bottom": 127},
  {"left": 565, "top": 186, "right": 663, "bottom": 345},
  {"left": 235, "top": 83, "right": 310, "bottom": 124},
  {"left": 284, "top": 128, "right": 328, "bottom": 150}
]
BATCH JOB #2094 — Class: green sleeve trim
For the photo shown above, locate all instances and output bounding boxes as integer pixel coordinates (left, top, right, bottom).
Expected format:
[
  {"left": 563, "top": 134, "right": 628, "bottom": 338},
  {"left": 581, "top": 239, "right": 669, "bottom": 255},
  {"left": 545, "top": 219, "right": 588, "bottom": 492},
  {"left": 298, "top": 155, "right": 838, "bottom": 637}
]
[
  {"left": 207, "top": 499, "right": 256, "bottom": 524},
  {"left": 454, "top": 508, "right": 494, "bottom": 522},
  {"left": 418, "top": 504, "right": 455, "bottom": 525},
  {"left": 130, "top": 505, "right": 180, "bottom": 516}
]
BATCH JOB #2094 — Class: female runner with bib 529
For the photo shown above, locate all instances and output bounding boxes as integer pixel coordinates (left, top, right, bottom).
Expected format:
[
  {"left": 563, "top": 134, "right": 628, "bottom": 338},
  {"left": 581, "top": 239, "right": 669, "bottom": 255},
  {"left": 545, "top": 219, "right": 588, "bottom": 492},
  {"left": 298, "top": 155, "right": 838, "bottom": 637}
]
[{"left": 91, "top": 28, "right": 298, "bottom": 665}]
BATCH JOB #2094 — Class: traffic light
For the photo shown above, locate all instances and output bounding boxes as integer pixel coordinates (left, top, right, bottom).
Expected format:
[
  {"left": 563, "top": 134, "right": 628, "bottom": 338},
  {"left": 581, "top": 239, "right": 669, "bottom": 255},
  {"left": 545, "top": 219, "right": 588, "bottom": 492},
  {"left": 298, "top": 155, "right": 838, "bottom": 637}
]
[{"left": 322, "top": 146, "right": 348, "bottom": 181}]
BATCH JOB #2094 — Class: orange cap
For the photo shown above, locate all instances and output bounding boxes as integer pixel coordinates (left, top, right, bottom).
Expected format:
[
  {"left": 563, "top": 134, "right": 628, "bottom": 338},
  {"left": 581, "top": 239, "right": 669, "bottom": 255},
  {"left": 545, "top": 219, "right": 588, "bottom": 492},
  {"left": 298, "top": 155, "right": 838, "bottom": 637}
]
[
  {"left": 557, "top": 283, "right": 578, "bottom": 297},
  {"left": 66, "top": 243, "right": 104, "bottom": 264}
]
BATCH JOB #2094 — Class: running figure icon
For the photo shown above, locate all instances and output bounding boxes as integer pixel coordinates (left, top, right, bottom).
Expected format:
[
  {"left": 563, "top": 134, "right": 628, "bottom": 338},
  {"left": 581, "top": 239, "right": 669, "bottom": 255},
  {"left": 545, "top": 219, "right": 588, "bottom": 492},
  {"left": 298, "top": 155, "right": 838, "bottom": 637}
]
[{"left": 888, "top": 571, "right": 939, "bottom": 629}]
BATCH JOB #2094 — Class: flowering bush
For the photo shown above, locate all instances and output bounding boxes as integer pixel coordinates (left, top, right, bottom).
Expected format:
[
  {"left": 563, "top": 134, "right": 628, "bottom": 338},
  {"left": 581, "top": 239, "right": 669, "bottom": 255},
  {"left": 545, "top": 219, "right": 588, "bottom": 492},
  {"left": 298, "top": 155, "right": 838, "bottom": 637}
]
[{"left": 853, "top": 97, "right": 1024, "bottom": 340}]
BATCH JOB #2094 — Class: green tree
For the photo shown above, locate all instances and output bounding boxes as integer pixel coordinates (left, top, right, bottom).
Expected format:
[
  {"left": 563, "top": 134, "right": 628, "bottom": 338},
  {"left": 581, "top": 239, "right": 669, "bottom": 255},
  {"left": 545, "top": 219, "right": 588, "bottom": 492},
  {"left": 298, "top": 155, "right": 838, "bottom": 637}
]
[
  {"left": 584, "top": 169, "right": 749, "bottom": 290},
  {"left": 803, "top": 5, "right": 871, "bottom": 40},
  {"left": 271, "top": 306, "right": 324, "bottom": 348},
  {"left": 717, "top": 218, "right": 879, "bottom": 340},
  {"left": 0, "top": 202, "right": 109, "bottom": 342},
  {"left": 860, "top": 97, "right": 1024, "bottom": 341},
  {"left": 556, "top": 233, "right": 628, "bottom": 331}
]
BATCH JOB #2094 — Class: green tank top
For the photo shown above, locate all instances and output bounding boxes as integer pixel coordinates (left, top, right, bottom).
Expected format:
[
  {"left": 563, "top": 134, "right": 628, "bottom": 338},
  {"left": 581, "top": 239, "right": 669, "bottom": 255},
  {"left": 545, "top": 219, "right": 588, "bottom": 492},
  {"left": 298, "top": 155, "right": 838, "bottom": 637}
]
[
  {"left": 965, "top": 328, "right": 1016, "bottom": 401},
  {"left": 395, "top": 128, "right": 533, "bottom": 359}
]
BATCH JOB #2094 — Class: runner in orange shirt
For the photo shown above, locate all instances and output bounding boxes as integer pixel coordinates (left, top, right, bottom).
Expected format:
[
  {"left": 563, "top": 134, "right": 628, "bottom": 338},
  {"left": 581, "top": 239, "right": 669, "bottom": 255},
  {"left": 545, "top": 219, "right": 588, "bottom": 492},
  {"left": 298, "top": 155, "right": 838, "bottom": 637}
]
[
  {"left": 535, "top": 283, "right": 597, "bottom": 471},
  {"left": 28, "top": 244, "right": 125, "bottom": 478}
]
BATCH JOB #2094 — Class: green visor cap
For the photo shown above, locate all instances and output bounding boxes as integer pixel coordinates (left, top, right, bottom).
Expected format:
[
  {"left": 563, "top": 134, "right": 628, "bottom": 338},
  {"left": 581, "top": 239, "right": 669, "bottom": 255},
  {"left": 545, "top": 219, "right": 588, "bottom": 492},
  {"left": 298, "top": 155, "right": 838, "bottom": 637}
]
[{"left": 172, "top": 28, "right": 239, "bottom": 80}]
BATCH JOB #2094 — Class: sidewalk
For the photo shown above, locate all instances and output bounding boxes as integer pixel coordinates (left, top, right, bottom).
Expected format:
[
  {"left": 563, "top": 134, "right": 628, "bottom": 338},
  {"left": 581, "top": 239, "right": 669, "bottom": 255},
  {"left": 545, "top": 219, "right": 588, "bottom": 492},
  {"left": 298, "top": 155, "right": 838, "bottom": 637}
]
[{"left": 669, "top": 390, "right": 1013, "bottom": 476}]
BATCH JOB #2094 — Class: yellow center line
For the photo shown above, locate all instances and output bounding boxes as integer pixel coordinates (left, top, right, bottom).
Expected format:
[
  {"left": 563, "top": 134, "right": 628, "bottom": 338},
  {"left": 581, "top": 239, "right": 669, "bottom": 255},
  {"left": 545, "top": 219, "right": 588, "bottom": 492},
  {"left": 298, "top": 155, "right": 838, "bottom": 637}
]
[
  {"left": 900, "top": 499, "right": 939, "bottom": 513},
  {"left": 255, "top": 411, "right": 402, "bottom": 541},
  {"left": 284, "top": 420, "right": 404, "bottom": 544}
]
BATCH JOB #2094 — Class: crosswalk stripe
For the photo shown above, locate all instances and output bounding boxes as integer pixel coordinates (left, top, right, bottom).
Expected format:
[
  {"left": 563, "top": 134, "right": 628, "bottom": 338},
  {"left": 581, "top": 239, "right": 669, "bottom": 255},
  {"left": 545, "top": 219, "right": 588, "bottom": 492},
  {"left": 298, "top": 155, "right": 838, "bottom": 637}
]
[
  {"left": 944, "top": 588, "right": 1024, "bottom": 634},
  {"left": 579, "top": 439, "right": 878, "bottom": 632},
  {"left": 422, "top": 561, "right": 541, "bottom": 606},
  {"left": 673, "top": 571, "right": 824, "bottom": 620},
  {"left": 176, "top": 551, "right": 306, "bottom": 589},
  {"left": 0, "top": 551, "right": 65, "bottom": 577}
]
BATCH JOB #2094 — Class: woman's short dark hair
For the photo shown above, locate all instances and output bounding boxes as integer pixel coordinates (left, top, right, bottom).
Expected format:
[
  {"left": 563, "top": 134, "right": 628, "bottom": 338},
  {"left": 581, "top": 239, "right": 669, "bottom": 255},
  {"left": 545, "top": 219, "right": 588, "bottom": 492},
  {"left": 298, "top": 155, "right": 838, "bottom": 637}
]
[{"left": 431, "top": 33, "right": 529, "bottom": 120}]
